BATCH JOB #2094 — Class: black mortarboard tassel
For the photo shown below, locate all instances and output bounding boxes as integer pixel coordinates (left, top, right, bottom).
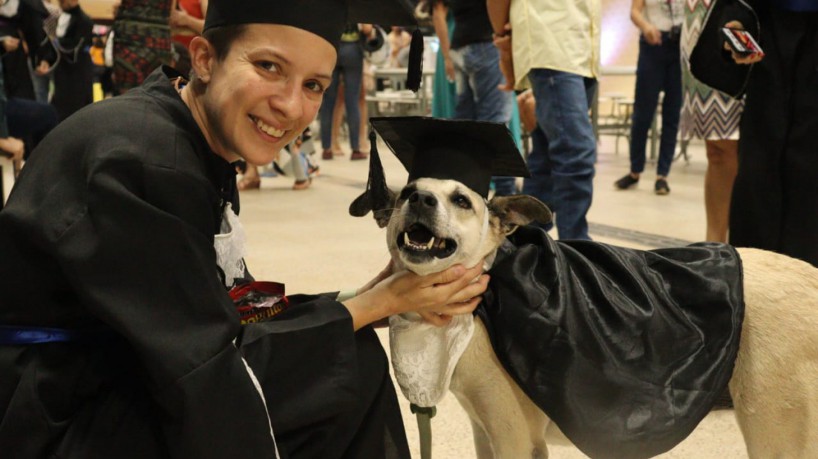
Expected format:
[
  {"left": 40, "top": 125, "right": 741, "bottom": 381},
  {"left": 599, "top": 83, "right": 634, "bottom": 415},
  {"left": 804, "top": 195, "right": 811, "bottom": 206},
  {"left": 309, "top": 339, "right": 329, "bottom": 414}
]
[
  {"left": 369, "top": 117, "right": 529, "bottom": 199},
  {"left": 406, "top": 28, "right": 424, "bottom": 92},
  {"left": 350, "top": 130, "right": 394, "bottom": 228}
]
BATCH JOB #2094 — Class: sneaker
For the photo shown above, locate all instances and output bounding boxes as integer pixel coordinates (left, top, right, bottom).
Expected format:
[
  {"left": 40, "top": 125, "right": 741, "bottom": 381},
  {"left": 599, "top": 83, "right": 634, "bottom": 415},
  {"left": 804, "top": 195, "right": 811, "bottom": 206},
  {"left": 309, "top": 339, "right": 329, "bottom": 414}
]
[
  {"left": 614, "top": 174, "right": 639, "bottom": 190},
  {"left": 655, "top": 178, "right": 670, "bottom": 195},
  {"left": 321, "top": 149, "right": 333, "bottom": 160},
  {"left": 350, "top": 150, "right": 368, "bottom": 161}
]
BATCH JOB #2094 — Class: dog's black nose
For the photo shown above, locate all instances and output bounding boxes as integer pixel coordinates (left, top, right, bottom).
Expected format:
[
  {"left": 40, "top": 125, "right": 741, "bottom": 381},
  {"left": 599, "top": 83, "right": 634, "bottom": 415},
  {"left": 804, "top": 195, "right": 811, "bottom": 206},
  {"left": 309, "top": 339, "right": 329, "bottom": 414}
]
[{"left": 408, "top": 190, "right": 438, "bottom": 209}]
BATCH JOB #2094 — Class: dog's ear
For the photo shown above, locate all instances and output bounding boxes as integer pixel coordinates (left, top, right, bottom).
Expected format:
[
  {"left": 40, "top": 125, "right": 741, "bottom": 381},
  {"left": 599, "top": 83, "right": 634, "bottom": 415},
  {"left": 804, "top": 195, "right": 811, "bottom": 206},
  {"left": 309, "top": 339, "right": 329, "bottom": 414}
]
[
  {"left": 489, "top": 195, "right": 553, "bottom": 235},
  {"left": 350, "top": 187, "right": 398, "bottom": 228},
  {"left": 349, "top": 130, "right": 397, "bottom": 228}
]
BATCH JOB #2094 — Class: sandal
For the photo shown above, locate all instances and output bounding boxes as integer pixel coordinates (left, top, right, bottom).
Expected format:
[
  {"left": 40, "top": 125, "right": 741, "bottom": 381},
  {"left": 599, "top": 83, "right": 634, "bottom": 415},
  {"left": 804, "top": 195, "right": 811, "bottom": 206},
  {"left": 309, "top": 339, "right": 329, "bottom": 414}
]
[{"left": 237, "top": 176, "right": 261, "bottom": 190}]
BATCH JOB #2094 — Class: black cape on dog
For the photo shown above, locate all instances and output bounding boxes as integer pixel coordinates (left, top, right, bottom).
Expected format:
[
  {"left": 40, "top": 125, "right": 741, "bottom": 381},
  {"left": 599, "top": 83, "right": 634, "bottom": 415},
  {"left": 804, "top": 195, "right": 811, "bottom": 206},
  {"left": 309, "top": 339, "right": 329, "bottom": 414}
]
[{"left": 477, "top": 226, "right": 744, "bottom": 459}]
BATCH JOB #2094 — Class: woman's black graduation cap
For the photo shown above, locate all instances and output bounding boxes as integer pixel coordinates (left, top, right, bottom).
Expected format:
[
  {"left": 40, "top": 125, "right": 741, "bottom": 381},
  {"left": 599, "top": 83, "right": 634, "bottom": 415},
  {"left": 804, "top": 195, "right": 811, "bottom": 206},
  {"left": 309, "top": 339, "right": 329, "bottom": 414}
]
[{"left": 204, "top": 0, "right": 425, "bottom": 91}]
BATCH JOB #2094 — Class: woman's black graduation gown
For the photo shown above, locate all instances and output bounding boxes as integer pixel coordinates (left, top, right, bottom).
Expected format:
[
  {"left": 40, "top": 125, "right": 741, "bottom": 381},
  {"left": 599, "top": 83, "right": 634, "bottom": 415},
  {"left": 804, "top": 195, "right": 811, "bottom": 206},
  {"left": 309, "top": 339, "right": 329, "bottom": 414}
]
[
  {"left": 50, "top": 5, "right": 95, "bottom": 121},
  {"left": 724, "top": 1, "right": 818, "bottom": 267},
  {"left": 0, "top": 67, "right": 409, "bottom": 459}
]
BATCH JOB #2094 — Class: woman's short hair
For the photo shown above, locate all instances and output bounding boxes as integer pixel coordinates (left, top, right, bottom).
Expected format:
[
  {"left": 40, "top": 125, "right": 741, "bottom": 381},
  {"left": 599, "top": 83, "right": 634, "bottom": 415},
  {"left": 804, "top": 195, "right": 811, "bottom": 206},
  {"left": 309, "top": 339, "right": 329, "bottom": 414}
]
[{"left": 202, "top": 25, "right": 248, "bottom": 60}]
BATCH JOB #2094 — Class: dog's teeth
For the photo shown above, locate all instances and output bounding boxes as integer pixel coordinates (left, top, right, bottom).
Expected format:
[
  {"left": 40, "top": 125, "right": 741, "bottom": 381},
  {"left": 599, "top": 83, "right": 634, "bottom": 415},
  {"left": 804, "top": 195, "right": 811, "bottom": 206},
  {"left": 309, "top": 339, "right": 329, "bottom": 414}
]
[
  {"left": 404, "top": 233, "right": 411, "bottom": 246},
  {"left": 426, "top": 238, "right": 435, "bottom": 250},
  {"left": 439, "top": 239, "right": 446, "bottom": 250}
]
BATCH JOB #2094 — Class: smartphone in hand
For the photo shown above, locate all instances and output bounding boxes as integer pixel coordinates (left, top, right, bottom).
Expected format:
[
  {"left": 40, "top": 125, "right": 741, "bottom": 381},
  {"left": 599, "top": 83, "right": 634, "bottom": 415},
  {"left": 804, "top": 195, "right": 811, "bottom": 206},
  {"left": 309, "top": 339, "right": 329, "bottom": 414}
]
[{"left": 722, "top": 27, "right": 764, "bottom": 57}]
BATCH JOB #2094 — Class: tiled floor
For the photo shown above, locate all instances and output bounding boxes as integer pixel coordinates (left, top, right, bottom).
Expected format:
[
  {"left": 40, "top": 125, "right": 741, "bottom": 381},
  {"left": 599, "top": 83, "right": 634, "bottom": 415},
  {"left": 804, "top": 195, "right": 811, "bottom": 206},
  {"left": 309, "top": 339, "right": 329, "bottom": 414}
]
[{"left": 238, "top": 132, "right": 749, "bottom": 458}]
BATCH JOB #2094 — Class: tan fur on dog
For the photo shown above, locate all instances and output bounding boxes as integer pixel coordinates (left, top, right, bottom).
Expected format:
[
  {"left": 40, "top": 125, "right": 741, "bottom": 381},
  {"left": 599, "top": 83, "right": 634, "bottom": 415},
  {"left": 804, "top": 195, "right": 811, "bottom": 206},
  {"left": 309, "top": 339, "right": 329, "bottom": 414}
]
[{"left": 366, "top": 179, "right": 818, "bottom": 458}]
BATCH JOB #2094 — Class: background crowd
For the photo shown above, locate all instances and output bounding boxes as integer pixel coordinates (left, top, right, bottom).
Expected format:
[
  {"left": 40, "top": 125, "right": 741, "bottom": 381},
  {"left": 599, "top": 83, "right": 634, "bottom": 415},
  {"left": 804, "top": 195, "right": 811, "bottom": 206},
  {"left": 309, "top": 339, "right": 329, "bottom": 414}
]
[{"left": 1, "top": 0, "right": 816, "bottom": 269}]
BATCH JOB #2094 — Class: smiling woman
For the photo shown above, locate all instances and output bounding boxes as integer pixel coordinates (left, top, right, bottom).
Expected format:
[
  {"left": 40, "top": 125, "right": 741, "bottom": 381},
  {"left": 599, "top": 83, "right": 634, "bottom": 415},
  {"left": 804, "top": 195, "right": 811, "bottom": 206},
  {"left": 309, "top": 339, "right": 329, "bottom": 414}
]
[
  {"left": 181, "top": 24, "right": 337, "bottom": 165},
  {"left": 0, "top": 1, "right": 486, "bottom": 459}
]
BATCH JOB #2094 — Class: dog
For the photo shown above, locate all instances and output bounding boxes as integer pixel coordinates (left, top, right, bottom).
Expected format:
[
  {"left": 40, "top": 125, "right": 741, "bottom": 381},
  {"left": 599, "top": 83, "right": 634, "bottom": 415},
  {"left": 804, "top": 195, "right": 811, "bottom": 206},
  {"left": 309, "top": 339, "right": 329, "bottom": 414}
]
[{"left": 355, "top": 176, "right": 818, "bottom": 458}]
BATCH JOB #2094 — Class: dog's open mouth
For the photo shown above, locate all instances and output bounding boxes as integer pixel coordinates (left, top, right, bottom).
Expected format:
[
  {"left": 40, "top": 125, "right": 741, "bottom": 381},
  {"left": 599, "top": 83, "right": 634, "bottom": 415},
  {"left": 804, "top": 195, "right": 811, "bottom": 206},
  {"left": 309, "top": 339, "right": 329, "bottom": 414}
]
[{"left": 397, "top": 223, "right": 458, "bottom": 259}]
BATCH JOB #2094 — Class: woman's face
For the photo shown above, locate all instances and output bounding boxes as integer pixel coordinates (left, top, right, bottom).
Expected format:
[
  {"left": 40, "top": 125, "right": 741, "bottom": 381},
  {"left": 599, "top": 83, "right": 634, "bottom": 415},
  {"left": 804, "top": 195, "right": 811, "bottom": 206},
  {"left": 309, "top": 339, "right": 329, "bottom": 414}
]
[{"left": 193, "top": 24, "right": 336, "bottom": 165}]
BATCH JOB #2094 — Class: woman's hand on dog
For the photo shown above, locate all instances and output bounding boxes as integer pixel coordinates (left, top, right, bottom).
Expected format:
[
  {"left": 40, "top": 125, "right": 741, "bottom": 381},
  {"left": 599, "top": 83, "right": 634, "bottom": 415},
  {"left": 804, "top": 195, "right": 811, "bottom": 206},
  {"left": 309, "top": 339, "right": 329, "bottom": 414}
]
[{"left": 343, "top": 260, "right": 489, "bottom": 330}]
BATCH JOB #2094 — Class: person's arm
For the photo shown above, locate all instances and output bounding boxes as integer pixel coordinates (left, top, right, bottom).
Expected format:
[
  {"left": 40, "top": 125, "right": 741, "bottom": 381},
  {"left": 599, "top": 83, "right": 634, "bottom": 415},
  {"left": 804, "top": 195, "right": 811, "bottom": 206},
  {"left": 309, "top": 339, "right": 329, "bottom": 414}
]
[
  {"left": 517, "top": 89, "right": 537, "bottom": 133},
  {"left": 487, "top": 0, "right": 514, "bottom": 90},
  {"left": 342, "top": 260, "right": 489, "bottom": 329},
  {"left": 170, "top": 0, "right": 208, "bottom": 35},
  {"left": 431, "top": 1, "right": 455, "bottom": 81},
  {"left": 631, "top": 0, "right": 662, "bottom": 45},
  {"left": 486, "top": 0, "right": 510, "bottom": 36}
]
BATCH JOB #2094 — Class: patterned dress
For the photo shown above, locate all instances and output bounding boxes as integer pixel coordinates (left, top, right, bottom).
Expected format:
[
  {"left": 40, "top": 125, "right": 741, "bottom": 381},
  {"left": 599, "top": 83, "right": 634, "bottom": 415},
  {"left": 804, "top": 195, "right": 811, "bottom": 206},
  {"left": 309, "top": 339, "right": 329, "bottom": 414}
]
[
  {"left": 680, "top": 0, "right": 743, "bottom": 140},
  {"left": 112, "top": 0, "right": 174, "bottom": 94}
]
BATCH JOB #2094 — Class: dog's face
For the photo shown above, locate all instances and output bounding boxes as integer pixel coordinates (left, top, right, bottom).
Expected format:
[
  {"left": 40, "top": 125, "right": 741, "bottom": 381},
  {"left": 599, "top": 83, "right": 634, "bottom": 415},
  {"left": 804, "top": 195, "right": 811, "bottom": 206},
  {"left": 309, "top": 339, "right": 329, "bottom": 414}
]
[{"left": 383, "top": 178, "right": 552, "bottom": 275}]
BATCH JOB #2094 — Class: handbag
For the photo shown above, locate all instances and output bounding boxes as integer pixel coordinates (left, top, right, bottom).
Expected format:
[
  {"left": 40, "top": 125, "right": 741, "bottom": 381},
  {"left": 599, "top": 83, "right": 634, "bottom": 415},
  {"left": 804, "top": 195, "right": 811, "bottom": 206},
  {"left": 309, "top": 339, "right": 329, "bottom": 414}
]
[
  {"left": 688, "top": 0, "right": 759, "bottom": 99},
  {"left": 361, "top": 25, "right": 390, "bottom": 66}
]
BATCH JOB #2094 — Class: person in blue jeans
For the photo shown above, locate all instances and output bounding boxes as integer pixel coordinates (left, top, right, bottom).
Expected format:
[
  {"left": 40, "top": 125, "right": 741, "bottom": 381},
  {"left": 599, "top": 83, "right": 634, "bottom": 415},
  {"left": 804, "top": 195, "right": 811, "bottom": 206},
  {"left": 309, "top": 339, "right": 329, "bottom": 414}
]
[
  {"left": 615, "top": 0, "right": 684, "bottom": 195},
  {"left": 319, "top": 23, "right": 368, "bottom": 161},
  {"left": 523, "top": 71, "right": 597, "bottom": 240},
  {"left": 432, "top": 0, "right": 516, "bottom": 196},
  {"left": 487, "top": 0, "right": 600, "bottom": 240}
]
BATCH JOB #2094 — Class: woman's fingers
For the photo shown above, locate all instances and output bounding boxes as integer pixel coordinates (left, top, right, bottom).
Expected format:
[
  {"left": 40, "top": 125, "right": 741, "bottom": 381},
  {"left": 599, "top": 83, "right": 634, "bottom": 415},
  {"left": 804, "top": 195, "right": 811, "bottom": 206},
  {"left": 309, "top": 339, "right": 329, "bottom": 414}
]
[
  {"left": 427, "top": 260, "right": 484, "bottom": 287},
  {"left": 732, "top": 52, "right": 763, "bottom": 65},
  {"left": 425, "top": 263, "right": 467, "bottom": 287},
  {"left": 420, "top": 296, "right": 483, "bottom": 326},
  {"left": 443, "top": 296, "right": 483, "bottom": 316},
  {"left": 445, "top": 274, "right": 490, "bottom": 304},
  {"left": 419, "top": 311, "right": 452, "bottom": 327}
]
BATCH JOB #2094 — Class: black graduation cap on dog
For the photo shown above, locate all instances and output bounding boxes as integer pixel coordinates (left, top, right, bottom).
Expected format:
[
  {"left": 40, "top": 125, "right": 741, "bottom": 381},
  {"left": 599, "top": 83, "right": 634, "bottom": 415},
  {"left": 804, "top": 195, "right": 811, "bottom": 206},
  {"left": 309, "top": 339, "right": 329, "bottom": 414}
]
[
  {"left": 373, "top": 116, "right": 529, "bottom": 198},
  {"left": 350, "top": 117, "right": 530, "bottom": 226},
  {"left": 204, "top": 0, "right": 424, "bottom": 91}
]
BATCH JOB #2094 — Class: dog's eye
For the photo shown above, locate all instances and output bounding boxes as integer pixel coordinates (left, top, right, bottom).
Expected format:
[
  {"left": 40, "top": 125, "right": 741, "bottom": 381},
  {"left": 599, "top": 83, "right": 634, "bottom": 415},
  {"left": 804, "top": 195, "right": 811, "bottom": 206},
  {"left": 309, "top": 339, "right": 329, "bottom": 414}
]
[{"left": 452, "top": 194, "right": 472, "bottom": 210}]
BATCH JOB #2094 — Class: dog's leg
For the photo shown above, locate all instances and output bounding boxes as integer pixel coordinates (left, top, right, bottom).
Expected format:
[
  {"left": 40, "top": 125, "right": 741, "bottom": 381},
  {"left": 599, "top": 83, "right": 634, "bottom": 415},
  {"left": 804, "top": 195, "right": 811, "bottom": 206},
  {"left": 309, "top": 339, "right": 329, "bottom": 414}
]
[
  {"left": 468, "top": 419, "right": 495, "bottom": 459},
  {"left": 451, "top": 318, "right": 551, "bottom": 459},
  {"left": 732, "top": 249, "right": 818, "bottom": 458}
]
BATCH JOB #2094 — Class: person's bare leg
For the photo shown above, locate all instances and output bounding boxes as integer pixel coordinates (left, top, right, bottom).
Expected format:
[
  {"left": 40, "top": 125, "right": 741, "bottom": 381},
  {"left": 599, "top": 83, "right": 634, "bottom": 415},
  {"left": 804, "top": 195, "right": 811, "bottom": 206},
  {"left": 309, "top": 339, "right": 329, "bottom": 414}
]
[
  {"left": 704, "top": 139, "right": 739, "bottom": 242},
  {"left": 332, "top": 81, "right": 346, "bottom": 155}
]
